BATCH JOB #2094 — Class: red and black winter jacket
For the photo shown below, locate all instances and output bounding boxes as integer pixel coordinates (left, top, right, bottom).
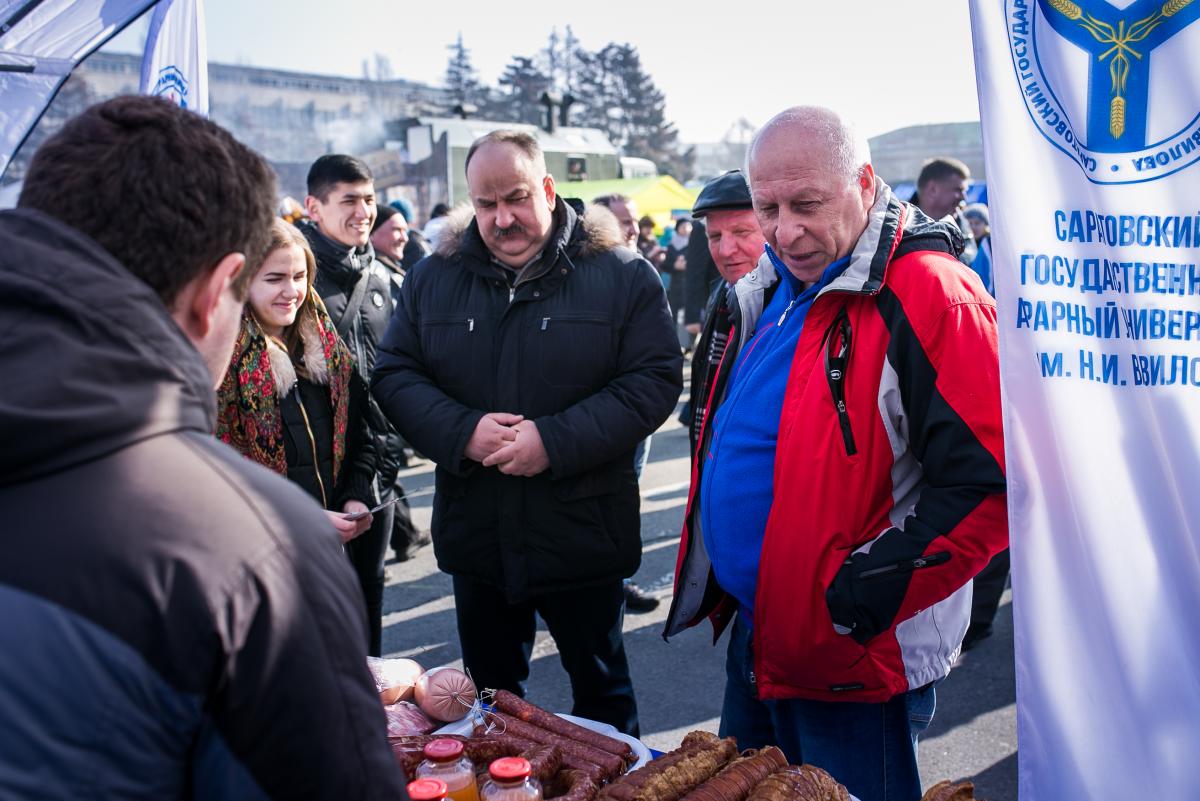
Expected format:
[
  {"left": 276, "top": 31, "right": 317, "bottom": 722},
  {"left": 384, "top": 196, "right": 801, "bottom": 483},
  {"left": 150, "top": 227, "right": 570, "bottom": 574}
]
[{"left": 664, "top": 182, "right": 1009, "bottom": 703}]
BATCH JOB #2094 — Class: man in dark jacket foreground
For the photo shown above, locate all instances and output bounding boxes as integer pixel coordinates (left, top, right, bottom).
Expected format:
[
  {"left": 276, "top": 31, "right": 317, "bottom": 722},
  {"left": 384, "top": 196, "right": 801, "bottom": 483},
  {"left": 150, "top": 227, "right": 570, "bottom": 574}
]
[
  {"left": 0, "top": 97, "right": 407, "bottom": 800},
  {"left": 372, "top": 131, "right": 682, "bottom": 736}
]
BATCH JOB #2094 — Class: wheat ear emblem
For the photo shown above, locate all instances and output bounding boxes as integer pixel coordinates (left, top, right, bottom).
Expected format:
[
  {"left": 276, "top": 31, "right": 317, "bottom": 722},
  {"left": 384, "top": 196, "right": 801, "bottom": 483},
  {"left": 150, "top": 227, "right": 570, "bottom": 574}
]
[{"left": 1047, "top": 0, "right": 1195, "bottom": 138}]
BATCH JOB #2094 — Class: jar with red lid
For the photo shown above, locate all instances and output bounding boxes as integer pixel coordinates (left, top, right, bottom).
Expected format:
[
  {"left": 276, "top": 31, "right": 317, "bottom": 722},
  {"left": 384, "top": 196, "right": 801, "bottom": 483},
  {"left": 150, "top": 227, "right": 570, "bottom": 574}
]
[
  {"left": 415, "top": 738, "right": 480, "bottom": 801},
  {"left": 480, "top": 757, "right": 542, "bottom": 801},
  {"left": 407, "top": 778, "right": 448, "bottom": 801}
]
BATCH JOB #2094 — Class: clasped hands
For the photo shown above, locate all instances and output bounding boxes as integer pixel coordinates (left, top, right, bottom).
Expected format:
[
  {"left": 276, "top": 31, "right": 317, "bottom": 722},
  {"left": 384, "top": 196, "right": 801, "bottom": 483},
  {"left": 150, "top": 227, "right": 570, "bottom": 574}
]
[{"left": 464, "top": 412, "right": 550, "bottom": 477}]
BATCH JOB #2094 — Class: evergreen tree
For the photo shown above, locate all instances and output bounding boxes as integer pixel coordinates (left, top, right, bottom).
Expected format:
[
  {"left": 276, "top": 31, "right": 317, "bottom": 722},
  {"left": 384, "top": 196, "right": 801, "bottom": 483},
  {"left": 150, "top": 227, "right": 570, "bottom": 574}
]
[
  {"left": 486, "top": 56, "right": 552, "bottom": 125},
  {"left": 444, "top": 33, "right": 483, "bottom": 110},
  {"left": 538, "top": 26, "right": 580, "bottom": 97},
  {"left": 562, "top": 26, "right": 580, "bottom": 96},
  {"left": 541, "top": 28, "right": 561, "bottom": 93},
  {"left": 570, "top": 43, "right": 693, "bottom": 180},
  {"left": 569, "top": 44, "right": 616, "bottom": 134}
]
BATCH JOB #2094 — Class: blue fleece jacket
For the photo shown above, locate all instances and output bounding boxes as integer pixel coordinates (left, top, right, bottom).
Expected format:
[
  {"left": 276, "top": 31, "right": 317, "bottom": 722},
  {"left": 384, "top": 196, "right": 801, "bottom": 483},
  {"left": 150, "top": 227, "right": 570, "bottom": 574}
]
[{"left": 699, "top": 248, "right": 850, "bottom": 621}]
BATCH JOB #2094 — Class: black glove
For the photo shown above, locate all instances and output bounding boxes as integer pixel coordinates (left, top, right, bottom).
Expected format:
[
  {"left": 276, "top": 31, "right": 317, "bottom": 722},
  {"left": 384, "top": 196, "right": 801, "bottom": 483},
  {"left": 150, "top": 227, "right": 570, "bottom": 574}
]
[{"left": 826, "top": 541, "right": 951, "bottom": 645}]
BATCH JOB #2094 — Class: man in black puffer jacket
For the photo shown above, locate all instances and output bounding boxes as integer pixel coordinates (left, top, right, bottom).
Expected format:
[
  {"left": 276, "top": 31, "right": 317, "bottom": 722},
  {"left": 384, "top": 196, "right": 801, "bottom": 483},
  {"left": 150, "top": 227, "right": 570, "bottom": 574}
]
[
  {"left": 300, "top": 154, "right": 403, "bottom": 657},
  {"left": 372, "top": 131, "right": 682, "bottom": 737}
]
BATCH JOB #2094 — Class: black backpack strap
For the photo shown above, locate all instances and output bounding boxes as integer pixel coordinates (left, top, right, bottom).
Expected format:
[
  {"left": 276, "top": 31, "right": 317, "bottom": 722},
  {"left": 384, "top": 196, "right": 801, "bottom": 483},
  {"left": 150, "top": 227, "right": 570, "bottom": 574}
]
[{"left": 334, "top": 267, "right": 372, "bottom": 341}]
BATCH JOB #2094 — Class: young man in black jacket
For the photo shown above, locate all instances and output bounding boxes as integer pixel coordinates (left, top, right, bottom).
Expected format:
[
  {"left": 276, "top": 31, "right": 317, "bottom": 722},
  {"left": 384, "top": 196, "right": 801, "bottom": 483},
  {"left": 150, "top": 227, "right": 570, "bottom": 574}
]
[
  {"left": 372, "top": 131, "right": 682, "bottom": 736},
  {"left": 301, "top": 154, "right": 403, "bottom": 656}
]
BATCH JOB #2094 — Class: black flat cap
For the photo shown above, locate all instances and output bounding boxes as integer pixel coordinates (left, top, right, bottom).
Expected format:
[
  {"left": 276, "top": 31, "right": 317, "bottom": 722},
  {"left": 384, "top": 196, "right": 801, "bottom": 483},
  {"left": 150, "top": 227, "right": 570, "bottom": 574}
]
[{"left": 692, "top": 170, "right": 752, "bottom": 217}]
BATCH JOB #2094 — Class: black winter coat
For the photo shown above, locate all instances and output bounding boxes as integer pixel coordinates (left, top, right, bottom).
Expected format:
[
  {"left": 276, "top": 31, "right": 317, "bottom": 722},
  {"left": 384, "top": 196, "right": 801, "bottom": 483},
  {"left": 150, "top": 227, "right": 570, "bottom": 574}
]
[
  {"left": 279, "top": 374, "right": 375, "bottom": 509},
  {"left": 372, "top": 200, "right": 683, "bottom": 601},
  {"left": 683, "top": 218, "right": 720, "bottom": 326},
  {"left": 300, "top": 220, "right": 402, "bottom": 490},
  {"left": 0, "top": 209, "right": 406, "bottom": 800}
]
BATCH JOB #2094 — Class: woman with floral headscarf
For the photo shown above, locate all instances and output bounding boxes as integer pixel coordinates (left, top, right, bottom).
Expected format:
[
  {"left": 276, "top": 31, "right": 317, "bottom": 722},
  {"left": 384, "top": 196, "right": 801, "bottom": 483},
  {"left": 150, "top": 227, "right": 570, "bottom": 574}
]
[{"left": 217, "top": 218, "right": 376, "bottom": 542}]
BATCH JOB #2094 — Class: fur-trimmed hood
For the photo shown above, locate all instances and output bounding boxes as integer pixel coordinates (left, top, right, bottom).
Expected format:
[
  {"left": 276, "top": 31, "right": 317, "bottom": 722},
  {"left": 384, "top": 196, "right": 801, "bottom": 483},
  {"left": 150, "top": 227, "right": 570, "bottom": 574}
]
[
  {"left": 434, "top": 196, "right": 628, "bottom": 262},
  {"left": 264, "top": 311, "right": 331, "bottom": 398}
]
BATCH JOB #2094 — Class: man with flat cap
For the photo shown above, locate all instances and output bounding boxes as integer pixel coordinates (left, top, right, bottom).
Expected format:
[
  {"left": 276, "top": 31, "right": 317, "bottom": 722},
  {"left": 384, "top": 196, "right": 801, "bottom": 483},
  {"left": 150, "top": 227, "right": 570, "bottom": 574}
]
[{"left": 678, "top": 170, "right": 767, "bottom": 457}]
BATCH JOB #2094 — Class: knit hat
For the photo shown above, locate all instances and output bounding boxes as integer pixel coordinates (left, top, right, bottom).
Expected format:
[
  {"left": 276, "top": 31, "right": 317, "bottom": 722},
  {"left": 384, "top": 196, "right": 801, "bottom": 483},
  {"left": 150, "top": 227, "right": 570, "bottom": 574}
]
[
  {"left": 963, "top": 203, "right": 990, "bottom": 226},
  {"left": 372, "top": 202, "right": 398, "bottom": 233},
  {"left": 389, "top": 197, "right": 415, "bottom": 222}
]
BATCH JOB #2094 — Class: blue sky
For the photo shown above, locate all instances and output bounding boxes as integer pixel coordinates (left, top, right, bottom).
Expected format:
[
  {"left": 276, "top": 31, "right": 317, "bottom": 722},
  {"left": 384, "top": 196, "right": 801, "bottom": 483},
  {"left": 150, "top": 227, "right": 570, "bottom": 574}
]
[{"left": 107, "top": 0, "right": 982, "bottom": 143}]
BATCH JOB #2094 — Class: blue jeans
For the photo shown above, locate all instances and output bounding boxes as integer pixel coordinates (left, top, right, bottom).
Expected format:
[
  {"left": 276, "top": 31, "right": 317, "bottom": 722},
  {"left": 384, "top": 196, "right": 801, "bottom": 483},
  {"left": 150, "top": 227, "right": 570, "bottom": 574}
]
[{"left": 719, "top": 616, "right": 935, "bottom": 801}]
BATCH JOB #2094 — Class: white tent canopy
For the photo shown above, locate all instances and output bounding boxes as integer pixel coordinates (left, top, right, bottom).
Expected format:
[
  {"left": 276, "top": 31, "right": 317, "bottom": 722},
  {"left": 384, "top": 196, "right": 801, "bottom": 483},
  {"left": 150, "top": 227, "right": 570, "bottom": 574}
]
[{"left": 0, "top": 0, "right": 157, "bottom": 177}]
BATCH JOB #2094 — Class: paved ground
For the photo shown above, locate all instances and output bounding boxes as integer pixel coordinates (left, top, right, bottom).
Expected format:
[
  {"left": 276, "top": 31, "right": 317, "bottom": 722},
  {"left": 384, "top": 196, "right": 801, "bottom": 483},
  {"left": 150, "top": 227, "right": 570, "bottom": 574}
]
[{"left": 382, "top": 392, "right": 1018, "bottom": 800}]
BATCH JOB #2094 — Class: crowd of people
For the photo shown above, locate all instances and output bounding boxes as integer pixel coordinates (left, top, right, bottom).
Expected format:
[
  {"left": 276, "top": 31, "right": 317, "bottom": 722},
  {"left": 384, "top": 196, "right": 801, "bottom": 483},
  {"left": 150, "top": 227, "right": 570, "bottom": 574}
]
[{"left": 0, "top": 94, "right": 1007, "bottom": 801}]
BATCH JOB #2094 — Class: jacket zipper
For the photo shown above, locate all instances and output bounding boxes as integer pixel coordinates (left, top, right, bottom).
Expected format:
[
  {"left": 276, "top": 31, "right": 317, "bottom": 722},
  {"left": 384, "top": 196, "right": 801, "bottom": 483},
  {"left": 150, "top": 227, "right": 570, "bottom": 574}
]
[
  {"left": 858, "top": 551, "right": 951, "bottom": 579},
  {"left": 822, "top": 306, "right": 856, "bottom": 456},
  {"left": 295, "top": 393, "right": 328, "bottom": 509}
]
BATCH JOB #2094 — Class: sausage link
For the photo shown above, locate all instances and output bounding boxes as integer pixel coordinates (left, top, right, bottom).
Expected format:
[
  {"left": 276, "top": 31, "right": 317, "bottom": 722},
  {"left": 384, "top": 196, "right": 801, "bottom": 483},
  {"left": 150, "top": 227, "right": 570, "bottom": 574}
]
[
  {"left": 492, "top": 690, "right": 634, "bottom": 764},
  {"left": 679, "top": 747, "right": 788, "bottom": 801},
  {"left": 548, "top": 768, "right": 601, "bottom": 801},
  {"left": 521, "top": 744, "right": 564, "bottom": 784},
  {"left": 599, "top": 732, "right": 735, "bottom": 801},
  {"left": 493, "top": 712, "right": 624, "bottom": 779}
]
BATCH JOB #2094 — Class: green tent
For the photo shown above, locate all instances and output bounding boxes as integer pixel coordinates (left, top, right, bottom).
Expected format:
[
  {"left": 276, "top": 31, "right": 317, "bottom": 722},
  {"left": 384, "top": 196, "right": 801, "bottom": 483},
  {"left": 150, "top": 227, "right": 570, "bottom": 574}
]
[{"left": 558, "top": 176, "right": 700, "bottom": 234}]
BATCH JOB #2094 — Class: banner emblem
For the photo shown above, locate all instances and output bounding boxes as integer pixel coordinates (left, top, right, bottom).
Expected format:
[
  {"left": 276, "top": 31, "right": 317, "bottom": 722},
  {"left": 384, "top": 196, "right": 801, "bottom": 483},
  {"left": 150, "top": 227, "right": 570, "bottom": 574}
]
[
  {"left": 1008, "top": 0, "right": 1200, "bottom": 183},
  {"left": 150, "top": 66, "right": 190, "bottom": 109}
]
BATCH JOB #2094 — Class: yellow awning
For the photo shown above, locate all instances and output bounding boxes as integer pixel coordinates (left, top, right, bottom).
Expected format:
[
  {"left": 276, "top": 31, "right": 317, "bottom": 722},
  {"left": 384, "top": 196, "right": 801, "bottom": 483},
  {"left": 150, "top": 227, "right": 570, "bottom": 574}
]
[{"left": 559, "top": 176, "right": 700, "bottom": 234}]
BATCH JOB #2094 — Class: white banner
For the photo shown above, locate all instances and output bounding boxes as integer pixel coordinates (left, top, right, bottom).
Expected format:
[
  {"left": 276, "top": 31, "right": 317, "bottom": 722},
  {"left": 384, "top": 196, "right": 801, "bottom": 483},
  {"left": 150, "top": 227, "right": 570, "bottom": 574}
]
[
  {"left": 969, "top": 0, "right": 1200, "bottom": 798},
  {"left": 139, "top": 0, "right": 206, "bottom": 115},
  {"left": 0, "top": 0, "right": 156, "bottom": 177}
]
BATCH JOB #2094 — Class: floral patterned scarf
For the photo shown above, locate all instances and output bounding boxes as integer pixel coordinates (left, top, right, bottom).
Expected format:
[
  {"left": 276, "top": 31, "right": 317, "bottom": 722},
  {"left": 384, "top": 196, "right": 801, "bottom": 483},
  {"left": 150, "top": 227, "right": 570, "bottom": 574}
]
[{"left": 215, "top": 296, "right": 356, "bottom": 484}]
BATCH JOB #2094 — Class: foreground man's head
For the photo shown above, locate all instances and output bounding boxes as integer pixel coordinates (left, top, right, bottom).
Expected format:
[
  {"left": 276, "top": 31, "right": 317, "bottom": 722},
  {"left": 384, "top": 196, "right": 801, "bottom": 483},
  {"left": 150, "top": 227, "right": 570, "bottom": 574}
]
[{"left": 19, "top": 95, "right": 276, "bottom": 387}]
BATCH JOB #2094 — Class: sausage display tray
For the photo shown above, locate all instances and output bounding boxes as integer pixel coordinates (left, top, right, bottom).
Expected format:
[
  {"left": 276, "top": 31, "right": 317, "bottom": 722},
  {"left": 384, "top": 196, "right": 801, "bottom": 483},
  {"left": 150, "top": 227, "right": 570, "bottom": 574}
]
[
  {"left": 434, "top": 710, "right": 651, "bottom": 771},
  {"left": 435, "top": 709, "right": 860, "bottom": 799}
]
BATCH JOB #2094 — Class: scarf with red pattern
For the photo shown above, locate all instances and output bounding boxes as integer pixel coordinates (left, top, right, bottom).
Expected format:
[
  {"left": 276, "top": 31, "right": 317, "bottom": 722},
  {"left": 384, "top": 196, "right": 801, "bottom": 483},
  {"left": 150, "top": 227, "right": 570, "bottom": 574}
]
[{"left": 215, "top": 296, "right": 355, "bottom": 483}]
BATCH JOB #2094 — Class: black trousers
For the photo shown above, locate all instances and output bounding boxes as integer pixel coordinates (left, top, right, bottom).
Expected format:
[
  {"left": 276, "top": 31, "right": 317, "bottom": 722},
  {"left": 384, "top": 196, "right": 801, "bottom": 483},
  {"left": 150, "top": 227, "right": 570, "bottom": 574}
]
[
  {"left": 970, "top": 548, "right": 1011, "bottom": 633},
  {"left": 389, "top": 479, "right": 421, "bottom": 553},
  {"left": 345, "top": 486, "right": 393, "bottom": 657},
  {"left": 452, "top": 575, "right": 640, "bottom": 737}
]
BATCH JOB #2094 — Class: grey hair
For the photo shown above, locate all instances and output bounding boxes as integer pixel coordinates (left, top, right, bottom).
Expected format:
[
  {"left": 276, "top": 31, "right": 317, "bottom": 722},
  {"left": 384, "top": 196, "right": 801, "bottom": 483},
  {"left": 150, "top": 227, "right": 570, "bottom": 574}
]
[
  {"left": 745, "top": 106, "right": 872, "bottom": 185},
  {"left": 465, "top": 130, "right": 547, "bottom": 176}
]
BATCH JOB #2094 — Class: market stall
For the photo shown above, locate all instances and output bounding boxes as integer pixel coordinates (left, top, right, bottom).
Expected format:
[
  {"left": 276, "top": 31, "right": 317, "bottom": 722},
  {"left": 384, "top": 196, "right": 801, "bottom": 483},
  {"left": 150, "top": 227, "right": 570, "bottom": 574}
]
[{"left": 369, "top": 657, "right": 984, "bottom": 801}]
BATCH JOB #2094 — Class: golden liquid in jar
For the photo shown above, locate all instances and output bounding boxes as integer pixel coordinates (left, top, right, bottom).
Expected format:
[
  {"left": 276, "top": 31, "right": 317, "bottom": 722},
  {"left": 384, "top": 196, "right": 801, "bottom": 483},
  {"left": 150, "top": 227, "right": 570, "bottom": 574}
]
[
  {"left": 444, "top": 776, "right": 480, "bottom": 801},
  {"left": 415, "top": 761, "right": 480, "bottom": 801}
]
